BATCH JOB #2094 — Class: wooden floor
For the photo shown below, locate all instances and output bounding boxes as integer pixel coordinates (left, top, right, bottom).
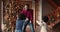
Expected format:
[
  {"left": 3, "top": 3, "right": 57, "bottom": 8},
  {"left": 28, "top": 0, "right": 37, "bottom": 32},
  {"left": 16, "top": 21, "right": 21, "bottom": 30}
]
[
  {"left": 36, "top": 24, "right": 60, "bottom": 32},
  {"left": 1, "top": 24, "right": 60, "bottom": 32},
  {"left": 52, "top": 22, "right": 60, "bottom": 32}
]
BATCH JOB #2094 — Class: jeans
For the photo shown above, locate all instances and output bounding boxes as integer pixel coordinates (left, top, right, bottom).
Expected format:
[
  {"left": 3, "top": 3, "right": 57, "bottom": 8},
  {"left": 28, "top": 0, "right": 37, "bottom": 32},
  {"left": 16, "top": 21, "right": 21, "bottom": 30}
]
[
  {"left": 22, "top": 20, "right": 35, "bottom": 32},
  {"left": 15, "top": 19, "right": 25, "bottom": 32},
  {"left": 15, "top": 29, "right": 22, "bottom": 32}
]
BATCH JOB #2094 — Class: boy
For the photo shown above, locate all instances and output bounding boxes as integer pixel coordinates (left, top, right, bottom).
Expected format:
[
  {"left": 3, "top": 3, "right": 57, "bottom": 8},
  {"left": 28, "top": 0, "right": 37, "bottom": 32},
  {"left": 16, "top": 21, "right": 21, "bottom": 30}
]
[{"left": 15, "top": 13, "right": 26, "bottom": 32}]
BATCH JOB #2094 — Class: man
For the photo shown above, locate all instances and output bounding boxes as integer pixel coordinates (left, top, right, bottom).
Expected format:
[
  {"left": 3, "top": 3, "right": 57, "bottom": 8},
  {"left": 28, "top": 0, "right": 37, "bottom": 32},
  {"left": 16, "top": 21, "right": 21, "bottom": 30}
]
[{"left": 22, "top": 4, "right": 34, "bottom": 32}]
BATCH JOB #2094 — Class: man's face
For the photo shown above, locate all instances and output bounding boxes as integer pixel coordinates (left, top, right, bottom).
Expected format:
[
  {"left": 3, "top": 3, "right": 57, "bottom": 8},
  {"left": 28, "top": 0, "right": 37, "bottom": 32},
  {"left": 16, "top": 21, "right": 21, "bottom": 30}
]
[{"left": 23, "top": 5, "right": 28, "bottom": 10}]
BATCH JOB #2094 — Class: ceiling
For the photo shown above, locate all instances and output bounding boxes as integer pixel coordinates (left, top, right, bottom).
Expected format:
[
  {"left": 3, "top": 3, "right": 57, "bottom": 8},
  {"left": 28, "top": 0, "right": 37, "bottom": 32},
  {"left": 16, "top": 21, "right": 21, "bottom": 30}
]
[
  {"left": 53, "top": 0, "right": 60, "bottom": 6},
  {"left": 47, "top": 0, "right": 60, "bottom": 8}
]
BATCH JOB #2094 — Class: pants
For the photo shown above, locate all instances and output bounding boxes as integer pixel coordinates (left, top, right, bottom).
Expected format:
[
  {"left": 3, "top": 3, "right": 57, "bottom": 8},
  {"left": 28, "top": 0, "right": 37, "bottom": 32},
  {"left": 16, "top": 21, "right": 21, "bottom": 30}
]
[
  {"left": 15, "top": 29, "right": 22, "bottom": 32},
  {"left": 22, "top": 20, "right": 35, "bottom": 32}
]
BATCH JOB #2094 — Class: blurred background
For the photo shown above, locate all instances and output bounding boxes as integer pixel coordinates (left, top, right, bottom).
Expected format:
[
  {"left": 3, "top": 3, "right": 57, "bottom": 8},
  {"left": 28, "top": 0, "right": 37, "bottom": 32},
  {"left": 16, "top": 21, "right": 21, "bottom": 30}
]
[{"left": 0, "top": 0, "right": 60, "bottom": 32}]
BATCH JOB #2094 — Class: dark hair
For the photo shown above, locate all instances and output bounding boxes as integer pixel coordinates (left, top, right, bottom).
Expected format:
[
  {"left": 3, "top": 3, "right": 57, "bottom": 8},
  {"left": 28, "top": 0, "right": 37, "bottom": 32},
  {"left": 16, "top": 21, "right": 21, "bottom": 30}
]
[
  {"left": 25, "top": 4, "right": 29, "bottom": 9},
  {"left": 26, "top": 4, "right": 29, "bottom": 7},
  {"left": 19, "top": 13, "right": 26, "bottom": 20},
  {"left": 42, "top": 16, "right": 49, "bottom": 23}
]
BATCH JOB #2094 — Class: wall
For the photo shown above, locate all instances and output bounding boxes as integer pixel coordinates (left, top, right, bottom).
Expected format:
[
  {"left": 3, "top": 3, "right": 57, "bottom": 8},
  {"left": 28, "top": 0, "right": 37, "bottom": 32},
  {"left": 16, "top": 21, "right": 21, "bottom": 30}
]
[
  {"left": 36, "top": 0, "right": 55, "bottom": 20},
  {"left": 42, "top": 0, "right": 55, "bottom": 16},
  {"left": 0, "top": 0, "right": 1, "bottom": 27}
]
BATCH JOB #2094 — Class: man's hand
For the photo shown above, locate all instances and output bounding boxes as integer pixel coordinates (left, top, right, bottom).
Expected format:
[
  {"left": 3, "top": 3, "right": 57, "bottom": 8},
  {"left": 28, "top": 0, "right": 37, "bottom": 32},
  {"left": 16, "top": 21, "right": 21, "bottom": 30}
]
[
  {"left": 25, "top": 18, "right": 29, "bottom": 22},
  {"left": 30, "top": 20, "right": 32, "bottom": 23}
]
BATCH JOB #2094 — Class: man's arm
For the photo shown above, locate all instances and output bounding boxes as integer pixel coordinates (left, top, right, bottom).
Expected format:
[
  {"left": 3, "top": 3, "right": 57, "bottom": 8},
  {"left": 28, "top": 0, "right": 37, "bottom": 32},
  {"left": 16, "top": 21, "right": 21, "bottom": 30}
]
[{"left": 29, "top": 9, "right": 33, "bottom": 23}]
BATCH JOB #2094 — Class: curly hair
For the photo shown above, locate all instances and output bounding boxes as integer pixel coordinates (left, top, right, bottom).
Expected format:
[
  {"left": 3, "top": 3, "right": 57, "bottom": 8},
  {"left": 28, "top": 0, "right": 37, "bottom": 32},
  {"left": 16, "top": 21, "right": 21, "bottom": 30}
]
[
  {"left": 42, "top": 16, "right": 49, "bottom": 23},
  {"left": 19, "top": 13, "right": 26, "bottom": 20}
]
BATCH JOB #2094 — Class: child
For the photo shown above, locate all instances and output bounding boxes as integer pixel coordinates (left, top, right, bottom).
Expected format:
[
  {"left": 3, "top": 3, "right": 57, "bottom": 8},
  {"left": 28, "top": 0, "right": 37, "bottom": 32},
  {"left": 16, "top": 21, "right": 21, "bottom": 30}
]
[
  {"left": 36, "top": 16, "right": 49, "bottom": 32},
  {"left": 15, "top": 13, "right": 26, "bottom": 32}
]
